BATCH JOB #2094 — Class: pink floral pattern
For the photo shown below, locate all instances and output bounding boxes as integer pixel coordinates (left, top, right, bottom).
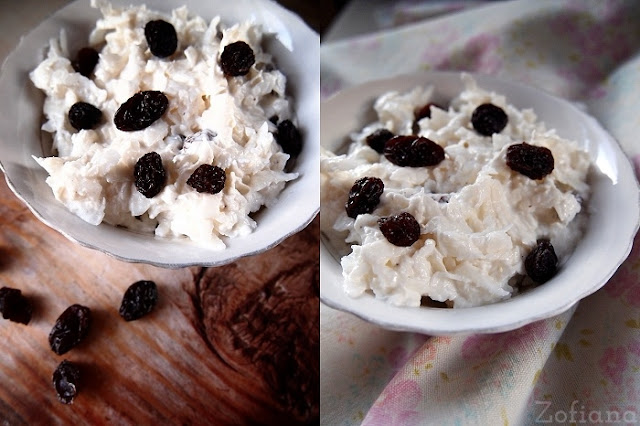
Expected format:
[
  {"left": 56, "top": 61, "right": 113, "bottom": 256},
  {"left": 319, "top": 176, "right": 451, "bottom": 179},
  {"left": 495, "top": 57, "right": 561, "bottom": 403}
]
[
  {"left": 598, "top": 347, "right": 629, "bottom": 386},
  {"left": 363, "top": 380, "right": 422, "bottom": 426}
]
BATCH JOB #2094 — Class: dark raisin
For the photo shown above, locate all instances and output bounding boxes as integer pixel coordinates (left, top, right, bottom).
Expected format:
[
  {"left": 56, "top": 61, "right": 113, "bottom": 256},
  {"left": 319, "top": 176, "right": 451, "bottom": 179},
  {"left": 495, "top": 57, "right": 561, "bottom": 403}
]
[
  {"left": 49, "top": 304, "right": 91, "bottom": 355},
  {"left": 275, "top": 119, "right": 303, "bottom": 157},
  {"left": 220, "top": 41, "right": 255, "bottom": 76},
  {"left": 471, "top": 103, "right": 508, "bottom": 136},
  {"left": 114, "top": 91, "right": 168, "bottom": 131},
  {"left": 378, "top": 212, "right": 421, "bottom": 247},
  {"left": 415, "top": 102, "right": 444, "bottom": 122},
  {"left": 506, "top": 142, "right": 554, "bottom": 180},
  {"left": 365, "top": 128, "right": 394, "bottom": 154},
  {"left": 134, "top": 152, "right": 166, "bottom": 198},
  {"left": 383, "top": 135, "right": 445, "bottom": 167},
  {"left": 68, "top": 102, "right": 102, "bottom": 131},
  {"left": 71, "top": 47, "right": 99, "bottom": 77},
  {"left": 53, "top": 360, "right": 80, "bottom": 404},
  {"left": 187, "top": 164, "right": 226, "bottom": 194},
  {"left": 119, "top": 280, "right": 158, "bottom": 321},
  {"left": 0, "top": 287, "right": 32, "bottom": 325},
  {"left": 345, "top": 177, "right": 384, "bottom": 219},
  {"left": 525, "top": 239, "right": 558, "bottom": 283},
  {"left": 144, "top": 20, "right": 178, "bottom": 58}
]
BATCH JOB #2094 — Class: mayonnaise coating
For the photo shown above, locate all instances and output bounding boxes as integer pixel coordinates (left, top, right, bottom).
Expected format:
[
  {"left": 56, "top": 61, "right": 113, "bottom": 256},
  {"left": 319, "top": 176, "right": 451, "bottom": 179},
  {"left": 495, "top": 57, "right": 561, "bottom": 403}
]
[{"left": 321, "top": 75, "right": 590, "bottom": 307}]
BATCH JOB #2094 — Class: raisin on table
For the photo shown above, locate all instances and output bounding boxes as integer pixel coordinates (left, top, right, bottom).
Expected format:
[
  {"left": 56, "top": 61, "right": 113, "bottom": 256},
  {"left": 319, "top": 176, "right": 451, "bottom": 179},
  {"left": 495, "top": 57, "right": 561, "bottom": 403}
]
[
  {"left": 114, "top": 91, "right": 168, "bottom": 131},
  {"left": 49, "top": 304, "right": 92, "bottom": 355},
  {"left": 378, "top": 212, "right": 421, "bottom": 247},
  {"left": 0, "top": 287, "right": 32, "bottom": 325},
  {"left": 345, "top": 177, "right": 384, "bottom": 219},
  {"left": 134, "top": 152, "right": 166, "bottom": 198},
  {"left": 220, "top": 41, "right": 255, "bottom": 76},
  {"left": 276, "top": 119, "right": 303, "bottom": 157},
  {"left": 506, "top": 142, "right": 554, "bottom": 180},
  {"left": 384, "top": 135, "right": 444, "bottom": 167},
  {"left": 471, "top": 103, "right": 508, "bottom": 136},
  {"left": 365, "top": 128, "right": 394, "bottom": 154},
  {"left": 525, "top": 239, "right": 558, "bottom": 283},
  {"left": 68, "top": 102, "right": 102, "bottom": 131},
  {"left": 53, "top": 360, "right": 80, "bottom": 404},
  {"left": 119, "top": 280, "right": 158, "bottom": 321},
  {"left": 145, "top": 20, "right": 178, "bottom": 58},
  {"left": 72, "top": 47, "right": 99, "bottom": 77}
]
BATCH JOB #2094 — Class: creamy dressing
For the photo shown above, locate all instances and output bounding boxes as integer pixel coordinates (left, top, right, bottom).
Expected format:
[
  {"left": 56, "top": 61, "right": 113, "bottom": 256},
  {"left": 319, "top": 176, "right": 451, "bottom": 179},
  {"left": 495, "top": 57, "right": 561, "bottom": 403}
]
[
  {"left": 320, "top": 75, "right": 591, "bottom": 307},
  {"left": 30, "top": 1, "right": 297, "bottom": 249}
]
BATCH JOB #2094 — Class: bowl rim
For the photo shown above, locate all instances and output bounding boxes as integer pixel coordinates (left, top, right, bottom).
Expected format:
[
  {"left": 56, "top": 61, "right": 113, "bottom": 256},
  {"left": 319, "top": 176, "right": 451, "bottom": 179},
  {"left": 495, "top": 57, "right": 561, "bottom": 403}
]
[
  {"left": 319, "top": 70, "right": 640, "bottom": 335},
  {"left": 0, "top": 0, "right": 320, "bottom": 268}
]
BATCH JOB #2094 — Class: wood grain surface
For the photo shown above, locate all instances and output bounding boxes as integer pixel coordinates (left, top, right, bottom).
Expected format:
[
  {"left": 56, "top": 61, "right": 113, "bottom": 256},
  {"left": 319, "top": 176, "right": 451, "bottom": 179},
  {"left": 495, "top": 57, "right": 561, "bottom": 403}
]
[{"left": 0, "top": 173, "right": 319, "bottom": 424}]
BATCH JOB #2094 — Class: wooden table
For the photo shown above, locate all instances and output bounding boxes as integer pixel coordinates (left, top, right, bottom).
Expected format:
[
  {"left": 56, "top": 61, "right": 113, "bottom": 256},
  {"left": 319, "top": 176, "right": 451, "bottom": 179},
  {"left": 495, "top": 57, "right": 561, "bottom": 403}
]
[
  {"left": 0, "top": 173, "right": 319, "bottom": 424},
  {"left": 0, "top": 1, "right": 320, "bottom": 423}
]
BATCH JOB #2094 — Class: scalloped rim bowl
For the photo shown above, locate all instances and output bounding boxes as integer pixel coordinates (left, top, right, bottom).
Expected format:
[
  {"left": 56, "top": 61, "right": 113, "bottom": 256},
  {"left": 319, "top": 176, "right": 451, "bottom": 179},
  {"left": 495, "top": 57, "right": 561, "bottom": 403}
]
[
  {"left": 320, "top": 71, "right": 639, "bottom": 335},
  {"left": 0, "top": 0, "right": 319, "bottom": 268}
]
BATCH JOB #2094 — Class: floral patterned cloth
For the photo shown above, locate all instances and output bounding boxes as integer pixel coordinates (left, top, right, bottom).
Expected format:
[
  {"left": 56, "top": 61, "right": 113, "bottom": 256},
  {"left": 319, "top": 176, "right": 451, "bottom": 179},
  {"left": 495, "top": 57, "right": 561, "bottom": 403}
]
[{"left": 320, "top": 1, "right": 640, "bottom": 424}]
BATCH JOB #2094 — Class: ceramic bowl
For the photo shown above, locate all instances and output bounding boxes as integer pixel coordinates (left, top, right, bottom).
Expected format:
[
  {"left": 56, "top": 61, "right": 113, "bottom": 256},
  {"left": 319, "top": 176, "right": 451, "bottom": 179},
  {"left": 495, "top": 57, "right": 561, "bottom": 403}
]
[
  {"left": 0, "top": 0, "right": 319, "bottom": 268},
  {"left": 320, "top": 71, "right": 639, "bottom": 335}
]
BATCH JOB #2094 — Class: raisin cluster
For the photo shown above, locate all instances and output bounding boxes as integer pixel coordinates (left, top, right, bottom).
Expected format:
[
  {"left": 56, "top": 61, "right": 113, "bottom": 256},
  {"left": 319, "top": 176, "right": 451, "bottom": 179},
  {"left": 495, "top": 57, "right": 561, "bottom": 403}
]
[
  {"left": 1, "top": 279, "right": 161, "bottom": 404},
  {"left": 344, "top": 94, "right": 567, "bottom": 285}
]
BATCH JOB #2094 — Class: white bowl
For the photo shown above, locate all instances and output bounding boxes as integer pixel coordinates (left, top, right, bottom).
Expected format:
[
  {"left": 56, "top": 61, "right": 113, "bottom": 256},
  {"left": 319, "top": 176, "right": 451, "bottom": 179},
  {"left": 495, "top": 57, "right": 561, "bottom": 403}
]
[
  {"left": 320, "top": 71, "right": 640, "bottom": 335},
  {"left": 0, "top": 0, "right": 319, "bottom": 268}
]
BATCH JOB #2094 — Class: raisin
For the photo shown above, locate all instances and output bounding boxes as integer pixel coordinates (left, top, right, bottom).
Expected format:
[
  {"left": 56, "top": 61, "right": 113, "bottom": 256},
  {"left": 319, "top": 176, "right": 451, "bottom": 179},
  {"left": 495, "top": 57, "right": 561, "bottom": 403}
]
[
  {"left": 365, "top": 128, "right": 394, "bottom": 154},
  {"left": 49, "top": 304, "right": 91, "bottom": 355},
  {"left": 134, "top": 152, "right": 166, "bottom": 198},
  {"left": 187, "top": 164, "right": 226, "bottom": 194},
  {"left": 415, "top": 102, "right": 444, "bottom": 122},
  {"left": 53, "top": 360, "right": 80, "bottom": 404},
  {"left": 144, "top": 20, "right": 178, "bottom": 58},
  {"left": 0, "top": 287, "right": 32, "bottom": 325},
  {"left": 383, "top": 135, "right": 445, "bottom": 167},
  {"left": 471, "top": 103, "right": 508, "bottom": 136},
  {"left": 220, "top": 41, "right": 255, "bottom": 76},
  {"left": 276, "top": 119, "right": 303, "bottom": 157},
  {"left": 68, "top": 102, "right": 102, "bottom": 131},
  {"left": 525, "top": 239, "right": 558, "bottom": 283},
  {"left": 345, "top": 177, "right": 384, "bottom": 219},
  {"left": 114, "top": 91, "right": 168, "bottom": 131},
  {"left": 71, "top": 47, "right": 99, "bottom": 77},
  {"left": 119, "top": 280, "right": 158, "bottom": 321},
  {"left": 378, "top": 212, "right": 421, "bottom": 247},
  {"left": 506, "top": 142, "right": 554, "bottom": 180}
]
